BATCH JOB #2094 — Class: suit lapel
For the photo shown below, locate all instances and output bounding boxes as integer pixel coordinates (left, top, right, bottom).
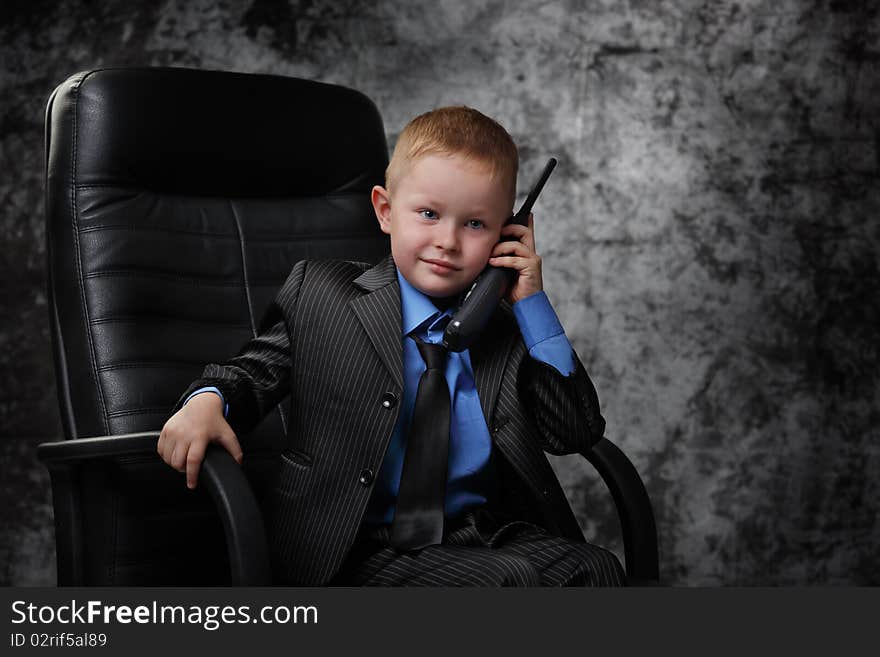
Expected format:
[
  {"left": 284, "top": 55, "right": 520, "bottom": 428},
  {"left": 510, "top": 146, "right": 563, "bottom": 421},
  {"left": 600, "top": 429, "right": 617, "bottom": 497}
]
[
  {"left": 349, "top": 255, "right": 404, "bottom": 390},
  {"left": 468, "top": 302, "right": 518, "bottom": 430}
]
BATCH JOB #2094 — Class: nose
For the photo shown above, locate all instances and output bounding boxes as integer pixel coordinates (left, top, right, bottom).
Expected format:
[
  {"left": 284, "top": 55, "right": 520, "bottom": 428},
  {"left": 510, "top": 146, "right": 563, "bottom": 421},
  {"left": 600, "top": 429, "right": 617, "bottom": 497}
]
[{"left": 434, "top": 220, "right": 459, "bottom": 251}]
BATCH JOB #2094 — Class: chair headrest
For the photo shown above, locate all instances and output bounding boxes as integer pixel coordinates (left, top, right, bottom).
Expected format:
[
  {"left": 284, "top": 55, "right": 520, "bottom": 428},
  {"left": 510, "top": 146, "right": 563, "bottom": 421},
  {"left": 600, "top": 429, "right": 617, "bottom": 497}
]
[{"left": 57, "top": 67, "right": 388, "bottom": 198}]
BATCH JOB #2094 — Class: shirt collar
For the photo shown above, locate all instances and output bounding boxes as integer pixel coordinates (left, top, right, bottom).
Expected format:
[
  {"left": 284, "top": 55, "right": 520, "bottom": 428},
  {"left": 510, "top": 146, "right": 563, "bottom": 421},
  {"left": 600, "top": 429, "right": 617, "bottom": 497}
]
[{"left": 396, "top": 268, "right": 456, "bottom": 337}]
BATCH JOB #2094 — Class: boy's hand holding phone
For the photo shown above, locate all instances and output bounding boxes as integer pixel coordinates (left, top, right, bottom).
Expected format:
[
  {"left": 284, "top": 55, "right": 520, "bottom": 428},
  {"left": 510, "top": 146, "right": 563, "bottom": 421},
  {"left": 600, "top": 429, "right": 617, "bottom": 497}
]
[
  {"left": 488, "top": 212, "right": 543, "bottom": 304},
  {"left": 157, "top": 392, "right": 243, "bottom": 489}
]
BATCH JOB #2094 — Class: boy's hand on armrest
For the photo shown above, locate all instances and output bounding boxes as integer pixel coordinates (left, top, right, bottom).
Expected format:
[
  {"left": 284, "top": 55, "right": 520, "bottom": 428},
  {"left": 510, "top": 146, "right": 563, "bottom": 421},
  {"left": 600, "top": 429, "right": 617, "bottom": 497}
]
[{"left": 157, "top": 392, "right": 243, "bottom": 489}]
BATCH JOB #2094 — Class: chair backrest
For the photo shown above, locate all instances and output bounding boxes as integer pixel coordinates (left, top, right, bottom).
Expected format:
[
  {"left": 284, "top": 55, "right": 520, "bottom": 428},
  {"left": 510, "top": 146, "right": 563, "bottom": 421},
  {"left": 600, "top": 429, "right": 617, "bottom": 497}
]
[{"left": 45, "top": 67, "right": 390, "bottom": 583}]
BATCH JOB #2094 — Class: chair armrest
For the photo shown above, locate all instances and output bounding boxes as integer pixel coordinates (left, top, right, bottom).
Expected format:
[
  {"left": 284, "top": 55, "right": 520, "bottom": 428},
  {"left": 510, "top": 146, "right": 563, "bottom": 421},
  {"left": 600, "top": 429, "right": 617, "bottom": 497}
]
[
  {"left": 38, "top": 431, "right": 271, "bottom": 585},
  {"left": 581, "top": 437, "right": 659, "bottom": 585}
]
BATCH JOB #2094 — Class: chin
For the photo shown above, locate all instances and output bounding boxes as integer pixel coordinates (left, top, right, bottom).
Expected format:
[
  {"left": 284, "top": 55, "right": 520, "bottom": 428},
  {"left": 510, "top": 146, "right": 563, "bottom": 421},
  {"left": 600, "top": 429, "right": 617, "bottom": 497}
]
[
  {"left": 420, "top": 284, "right": 460, "bottom": 298},
  {"left": 413, "top": 279, "right": 467, "bottom": 299}
]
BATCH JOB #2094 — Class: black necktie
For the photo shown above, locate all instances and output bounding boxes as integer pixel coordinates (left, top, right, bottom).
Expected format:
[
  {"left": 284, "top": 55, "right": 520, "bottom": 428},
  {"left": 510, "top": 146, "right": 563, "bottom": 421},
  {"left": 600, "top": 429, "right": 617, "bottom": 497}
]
[{"left": 391, "top": 338, "right": 450, "bottom": 552}]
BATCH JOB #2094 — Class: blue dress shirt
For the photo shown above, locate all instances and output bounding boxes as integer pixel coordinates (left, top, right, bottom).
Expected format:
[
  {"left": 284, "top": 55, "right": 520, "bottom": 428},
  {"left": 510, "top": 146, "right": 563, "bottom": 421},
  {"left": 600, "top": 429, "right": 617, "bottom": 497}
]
[{"left": 186, "top": 267, "right": 577, "bottom": 525}]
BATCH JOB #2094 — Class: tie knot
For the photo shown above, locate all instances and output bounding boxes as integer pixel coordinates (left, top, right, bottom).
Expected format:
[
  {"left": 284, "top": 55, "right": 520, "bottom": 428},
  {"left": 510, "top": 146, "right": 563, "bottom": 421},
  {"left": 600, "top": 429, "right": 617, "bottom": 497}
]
[{"left": 415, "top": 338, "right": 447, "bottom": 371}]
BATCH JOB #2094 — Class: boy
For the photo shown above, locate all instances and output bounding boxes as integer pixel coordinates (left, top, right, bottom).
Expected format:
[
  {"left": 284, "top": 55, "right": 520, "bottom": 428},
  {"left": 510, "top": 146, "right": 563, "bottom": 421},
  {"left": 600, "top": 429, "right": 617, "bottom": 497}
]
[{"left": 158, "top": 106, "right": 625, "bottom": 586}]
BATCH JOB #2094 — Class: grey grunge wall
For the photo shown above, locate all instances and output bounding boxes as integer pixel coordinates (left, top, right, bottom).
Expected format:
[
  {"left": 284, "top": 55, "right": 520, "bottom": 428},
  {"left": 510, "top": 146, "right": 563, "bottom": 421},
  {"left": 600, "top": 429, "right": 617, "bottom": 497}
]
[{"left": 1, "top": 0, "right": 878, "bottom": 585}]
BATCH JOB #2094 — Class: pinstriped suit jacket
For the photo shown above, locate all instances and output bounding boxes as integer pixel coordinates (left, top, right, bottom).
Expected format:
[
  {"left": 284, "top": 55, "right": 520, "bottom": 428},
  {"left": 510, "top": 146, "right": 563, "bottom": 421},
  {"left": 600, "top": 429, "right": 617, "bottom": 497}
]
[{"left": 178, "top": 254, "right": 607, "bottom": 585}]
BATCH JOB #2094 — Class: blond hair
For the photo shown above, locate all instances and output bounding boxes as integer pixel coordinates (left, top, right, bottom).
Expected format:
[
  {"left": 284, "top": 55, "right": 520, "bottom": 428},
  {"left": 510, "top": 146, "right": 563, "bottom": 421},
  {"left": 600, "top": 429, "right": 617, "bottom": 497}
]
[{"left": 385, "top": 106, "right": 518, "bottom": 204}]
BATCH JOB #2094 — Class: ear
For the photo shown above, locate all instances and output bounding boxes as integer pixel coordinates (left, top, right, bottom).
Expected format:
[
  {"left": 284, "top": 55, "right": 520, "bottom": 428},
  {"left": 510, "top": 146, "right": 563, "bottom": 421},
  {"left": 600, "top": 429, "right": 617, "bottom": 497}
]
[{"left": 371, "top": 185, "right": 392, "bottom": 235}]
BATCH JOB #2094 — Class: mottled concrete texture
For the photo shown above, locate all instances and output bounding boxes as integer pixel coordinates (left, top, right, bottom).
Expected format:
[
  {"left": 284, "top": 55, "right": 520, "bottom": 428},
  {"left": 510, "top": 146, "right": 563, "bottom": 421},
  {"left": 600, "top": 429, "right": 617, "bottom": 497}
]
[{"left": 1, "top": 0, "right": 878, "bottom": 585}]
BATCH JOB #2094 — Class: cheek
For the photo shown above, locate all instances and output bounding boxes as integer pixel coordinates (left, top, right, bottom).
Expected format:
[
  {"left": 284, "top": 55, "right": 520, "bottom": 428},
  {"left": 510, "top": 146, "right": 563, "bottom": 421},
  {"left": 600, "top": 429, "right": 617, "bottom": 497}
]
[
  {"left": 482, "top": 231, "right": 502, "bottom": 252},
  {"left": 468, "top": 234, "right": 500, "bottom": 262},
  {"left": 391, "top": 227, "right": 422, "bottom": 257}
]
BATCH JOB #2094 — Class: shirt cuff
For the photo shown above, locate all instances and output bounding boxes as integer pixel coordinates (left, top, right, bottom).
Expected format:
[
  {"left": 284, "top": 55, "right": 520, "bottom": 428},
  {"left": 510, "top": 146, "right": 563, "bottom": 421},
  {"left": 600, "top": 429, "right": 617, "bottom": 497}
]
[
  {"left": 512, "top": 291, "right": 576, "bottom": 376},
  {"left": 184, "top": 386, "right": 229, "bottom": 418}
]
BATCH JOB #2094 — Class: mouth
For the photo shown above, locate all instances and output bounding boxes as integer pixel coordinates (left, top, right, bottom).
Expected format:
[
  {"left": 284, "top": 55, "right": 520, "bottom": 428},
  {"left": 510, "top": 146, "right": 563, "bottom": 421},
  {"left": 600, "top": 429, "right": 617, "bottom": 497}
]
[{"left": 422, "top": 258, "right": 460, "bottom": 272}]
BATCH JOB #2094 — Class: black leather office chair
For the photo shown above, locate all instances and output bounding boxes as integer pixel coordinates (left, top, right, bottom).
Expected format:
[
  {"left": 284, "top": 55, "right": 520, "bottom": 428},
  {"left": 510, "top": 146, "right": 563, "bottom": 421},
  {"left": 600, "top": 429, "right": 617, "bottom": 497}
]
[{"left": 38, "top": 67, "right": 659, "bottom": 586}]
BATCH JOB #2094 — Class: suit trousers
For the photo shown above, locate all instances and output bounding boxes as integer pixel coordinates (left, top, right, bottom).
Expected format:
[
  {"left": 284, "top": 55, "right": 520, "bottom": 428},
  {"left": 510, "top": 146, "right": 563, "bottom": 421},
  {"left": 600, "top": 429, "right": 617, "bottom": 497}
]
[{"left": 329, "top": 508, "right": 626, "bottom": 586}]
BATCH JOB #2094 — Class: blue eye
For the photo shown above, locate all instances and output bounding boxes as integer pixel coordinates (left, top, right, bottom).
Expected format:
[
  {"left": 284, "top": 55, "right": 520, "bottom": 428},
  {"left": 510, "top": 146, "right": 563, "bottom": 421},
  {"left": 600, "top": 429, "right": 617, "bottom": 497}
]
[
  {"left": 419, "top": 209, "right": 437, "bottom": 219},
  {"left": 467, "top": 219, "right": 485, "bottom": 229}
]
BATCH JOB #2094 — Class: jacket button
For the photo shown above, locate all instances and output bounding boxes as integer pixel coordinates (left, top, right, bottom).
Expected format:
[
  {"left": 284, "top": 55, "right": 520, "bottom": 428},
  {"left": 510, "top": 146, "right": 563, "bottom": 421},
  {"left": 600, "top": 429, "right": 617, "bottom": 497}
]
[
  {"left": 359, "top": 469, "right": 374, "bottom": 486},
  {"left": 381, "top": 392, "right": 398, "bottom": 409}
]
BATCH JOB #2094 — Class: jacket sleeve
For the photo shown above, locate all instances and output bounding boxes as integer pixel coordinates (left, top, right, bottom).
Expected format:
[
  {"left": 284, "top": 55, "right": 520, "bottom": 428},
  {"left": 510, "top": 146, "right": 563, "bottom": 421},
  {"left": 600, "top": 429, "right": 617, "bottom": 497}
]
[
  {"left": 173, "top": 260, "right": 307, "bottom": 435},
  {"left": 517, "top": 347, "right": 607, "bottom": 455}
]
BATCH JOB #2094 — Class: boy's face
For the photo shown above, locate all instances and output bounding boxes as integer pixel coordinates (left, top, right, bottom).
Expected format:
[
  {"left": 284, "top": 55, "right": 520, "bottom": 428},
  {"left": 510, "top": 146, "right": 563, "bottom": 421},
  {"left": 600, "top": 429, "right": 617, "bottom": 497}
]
[{"left": 371, "top": 153, "right": 512, "bottom": 300}]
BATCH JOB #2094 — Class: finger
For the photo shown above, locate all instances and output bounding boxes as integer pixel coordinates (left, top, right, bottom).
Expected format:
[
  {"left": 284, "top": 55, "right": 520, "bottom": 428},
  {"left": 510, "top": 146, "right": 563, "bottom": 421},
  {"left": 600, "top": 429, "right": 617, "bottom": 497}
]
[
  {"left": 160, "top": 426, "right": 182, "bottom": 465},
  {"left": 488, "top": 255, "right": 527, "bottom": 270},
  {"left": 501, "top": 215, "right": 535, "bottom": 251},
  {"left": 500, "top": 219, "right": 536, "bottom": 251},
  {"left": 525, "top": 213, "right": 536, "bottom": 251},
  {"left": 157, "top": 425, "right": 175, "bottom": 463},
  {"left": 156, "top": 430, "right": 166, "bottom": 460},
  {"left": 492, "top": 240, "right": 531, "bottom": 258},
  {"left": 170, "top": 440, "right": 187, "bottom": 472},
  {"left": 186, "top": 442, "right": 207, "bottom": 490},
  {"left": 218, "top": 431, "right": 243, "bottom": 465},
  {"left": 500, "top": 224, "right": 529, "bottom": 240}
]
